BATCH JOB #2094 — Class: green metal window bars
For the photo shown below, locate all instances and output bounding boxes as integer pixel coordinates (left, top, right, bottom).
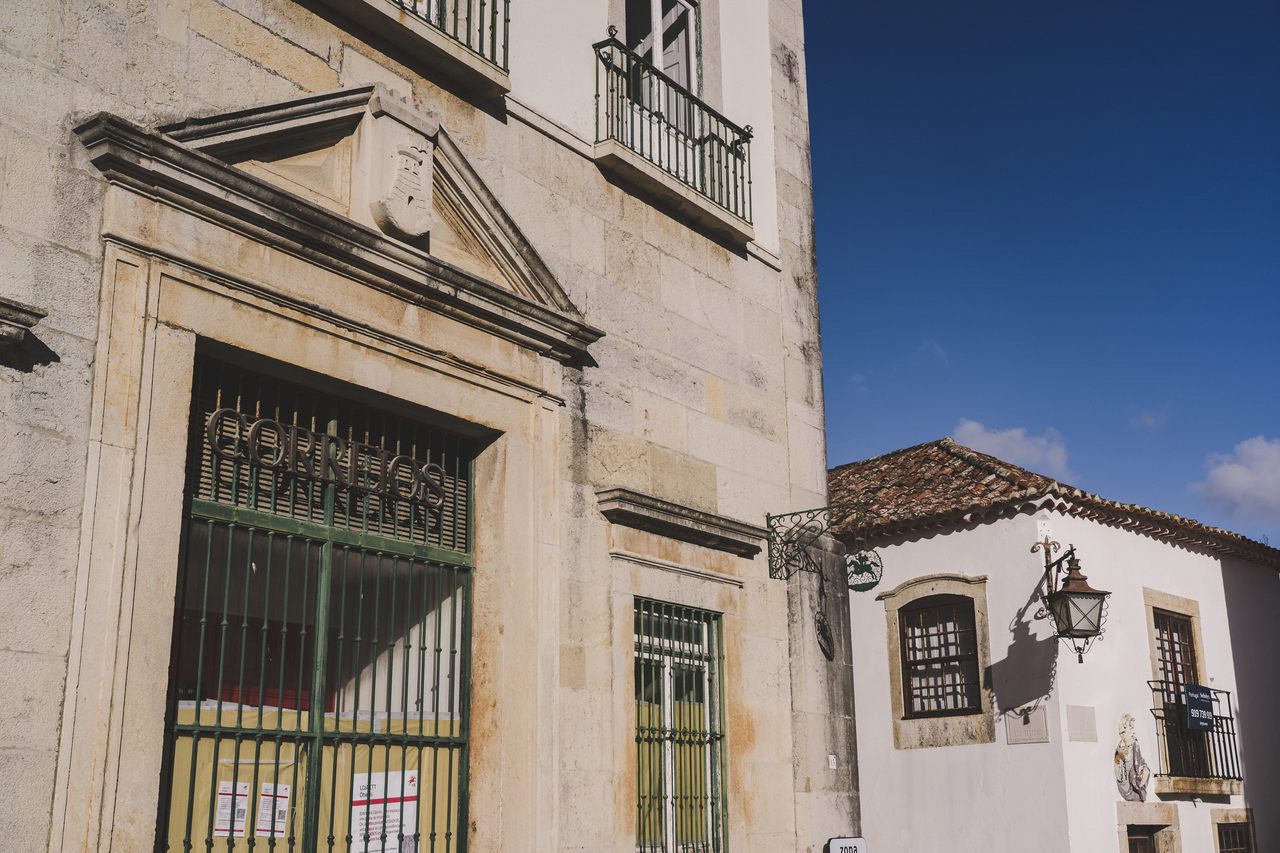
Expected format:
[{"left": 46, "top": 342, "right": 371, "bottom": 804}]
[
  {"left": 389, "top": 0, "right": 510, "bottom": 71},
  {"left": 634, "top": 599, "right": 728, "bottom": 853},
  {"left": 595, "top": 30, "right": 753, "bottom": 224},
  {"left": 157, "top": 357, "right": 476, "bottom": 852}
]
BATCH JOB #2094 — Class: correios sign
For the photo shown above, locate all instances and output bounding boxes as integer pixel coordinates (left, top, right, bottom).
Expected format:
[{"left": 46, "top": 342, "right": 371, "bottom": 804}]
[{"left": 205, "top": 408, "right": 449, "bottom": 508}]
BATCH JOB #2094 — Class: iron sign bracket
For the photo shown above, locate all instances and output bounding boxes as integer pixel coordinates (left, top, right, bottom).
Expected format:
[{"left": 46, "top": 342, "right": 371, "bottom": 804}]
[{"left": 765, "top": 505, "right": 883, "bottom": 592}]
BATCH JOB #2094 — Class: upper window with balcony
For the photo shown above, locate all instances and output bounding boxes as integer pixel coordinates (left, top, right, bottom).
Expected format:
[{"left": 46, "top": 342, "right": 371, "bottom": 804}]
[{"left": 594, "top": 1, "right": 755, "bottom": 244}]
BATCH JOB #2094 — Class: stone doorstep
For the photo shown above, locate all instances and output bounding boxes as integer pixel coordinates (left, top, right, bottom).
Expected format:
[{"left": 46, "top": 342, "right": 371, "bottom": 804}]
[
  {"left": 314, "top": 0, "right": 512, "bottom": 100},
  {"left": 1154, "top": 775, "right": 1244, "bottom": 797},
  {"left": 593, "top": 138, "right": 756, "bottom": 247}
]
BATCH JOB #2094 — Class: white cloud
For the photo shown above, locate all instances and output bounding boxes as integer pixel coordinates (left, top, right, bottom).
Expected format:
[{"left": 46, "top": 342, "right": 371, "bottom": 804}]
[
  {"left": 917, "top": 339, "right": 949, "bottom": 366},
  {"left": 1127, "top": 405, "right": 1170, "bottom": 431},
  {"left": 954, "top": 419, "right": 1077, "bottom": 481},
  {"left": 1194, "top": 436, "right": 1280, "bottom": 523},
  {"left": 846, "top": 372, "right": 870, "bottom": 394}
]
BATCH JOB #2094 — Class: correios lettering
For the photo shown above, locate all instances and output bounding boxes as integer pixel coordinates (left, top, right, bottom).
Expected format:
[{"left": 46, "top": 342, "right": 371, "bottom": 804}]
[{"left": 205, "top": 408, "right": 447, "bottom": 507}]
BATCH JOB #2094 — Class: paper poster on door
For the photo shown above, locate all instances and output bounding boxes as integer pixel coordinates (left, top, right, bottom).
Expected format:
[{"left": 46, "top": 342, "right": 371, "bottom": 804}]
[
  {"left": 213, "top": 781, "right": 250, "bottom": 837},
  {"left": 256, "top": 782, "right": 291, "bottom": 838},
  {"left": 351, "top": 771, "right": 419, "bottom": 853}
]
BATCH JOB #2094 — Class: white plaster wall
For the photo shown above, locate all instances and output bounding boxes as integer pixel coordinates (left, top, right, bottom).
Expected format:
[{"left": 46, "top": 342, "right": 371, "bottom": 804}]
[
  {"left": 851, "top": 507, "right": 1280, "bottom": 853},
  {"left": 848, "top": 513, "right": 1072, "bottom": 853},
  {"left": 1220, "top": 554, "right": 1280, "bottom": 849},
  {"left": 1048, "top": 513, "right": 1271, "bottom": 853},
  {"left": 716, "top": 0, "right": 780, "bottom": 256}
]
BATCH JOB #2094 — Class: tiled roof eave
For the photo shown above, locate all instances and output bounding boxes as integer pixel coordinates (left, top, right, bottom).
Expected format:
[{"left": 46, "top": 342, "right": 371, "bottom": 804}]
[{"left": 837, "top": 486, "right": 1280, "bottom": 569}]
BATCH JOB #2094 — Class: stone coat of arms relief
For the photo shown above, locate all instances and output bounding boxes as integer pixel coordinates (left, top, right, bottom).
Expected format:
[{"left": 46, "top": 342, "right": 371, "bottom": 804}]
[{"left": 371, "top": 140, "right": 434, "bottom": 241}]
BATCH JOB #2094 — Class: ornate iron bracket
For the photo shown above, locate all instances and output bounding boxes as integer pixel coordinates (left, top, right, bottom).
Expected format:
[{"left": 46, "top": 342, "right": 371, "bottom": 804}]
[{"left": 765, "top": 505, "right": 884, "bottom": 592}]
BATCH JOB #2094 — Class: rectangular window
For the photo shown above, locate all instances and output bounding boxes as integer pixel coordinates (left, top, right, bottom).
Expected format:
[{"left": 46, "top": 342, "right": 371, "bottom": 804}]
[
  {"left": 625, "top": 0, "right": 697, "bottom": 91},
  {"left": 1218, "top": 822, "right": 1254, "bottom": 853},
  {"left": 1127, "top": 826, "right": 1160, "bottom": 853},
  {"left": 1152, "top": 607, "right": 1211, "bottom": 777},
  {"left": 1154, "top": 608, "right": 1199, "bottom": 686},
  {"left": 899, "top": 594, "right": 981, "bottom": 717},
  {"left": 634, "top": 599, "right": 726, "bottom": 853},
  {"left": 157, "top": 356, "right": 475, "bottom": 852}
]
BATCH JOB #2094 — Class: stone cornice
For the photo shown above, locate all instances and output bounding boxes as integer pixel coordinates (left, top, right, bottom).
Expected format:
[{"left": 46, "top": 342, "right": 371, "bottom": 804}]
[
  {"left": 595, "top": 487, "right": 766, "bottom": 558},
  {"left": 74, "top": 112, "right": 603, "bottom": 364},
  {"left": 0, "top": 295, "right": 46, "bottom": 349}
]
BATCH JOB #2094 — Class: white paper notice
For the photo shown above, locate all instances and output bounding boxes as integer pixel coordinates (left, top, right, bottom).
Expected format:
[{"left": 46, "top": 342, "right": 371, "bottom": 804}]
[
  {"left": 351, "top": 771, "right": 420, "bottom": 853},
  {"left": 256, "top": 782, "right": 291, "bottom": 838},
  {"left": 214, "top": 781, "right": 250, "bottom": 838}
]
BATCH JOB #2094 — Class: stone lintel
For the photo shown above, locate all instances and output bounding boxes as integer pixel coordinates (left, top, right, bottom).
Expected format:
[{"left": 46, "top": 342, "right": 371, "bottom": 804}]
[
  {"left": 74, "top": 112, "right": 602, "bottom": 364},
  {"left": 595, "top": 487, "right": 765, "bottom": 557},
  {"left": 593, "top": 139, "right": 755, "bottom": 247},
  {"left": 0, "top": 295, "right": 46, "bottom": 349},
  {"left": 1155, "top": 775, "right": 1244, "bottom": 797},
  {"left": 314, "top": 0, "right": 512, "bottom": 100}
]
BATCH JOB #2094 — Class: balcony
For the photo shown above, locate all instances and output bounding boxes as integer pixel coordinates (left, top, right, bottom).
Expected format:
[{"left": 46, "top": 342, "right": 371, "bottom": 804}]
[
  {"left": 593, "top": 33, "right": 754, "bottom": 245},
  {"left": 318, "top": 0, "right": 510, "bottom": 97},
  {"left": 1148, "top": 681, "right": 1243, "bottom": 796}
]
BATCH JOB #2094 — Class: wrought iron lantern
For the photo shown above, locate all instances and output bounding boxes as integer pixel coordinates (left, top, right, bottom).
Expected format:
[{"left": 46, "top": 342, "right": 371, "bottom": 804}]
[{"left": 1032, "top": 539, "right": 1110, "bottom": 662}]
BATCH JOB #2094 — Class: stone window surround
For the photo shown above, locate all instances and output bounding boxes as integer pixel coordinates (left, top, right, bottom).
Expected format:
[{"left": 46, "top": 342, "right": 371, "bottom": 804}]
[
  {"left": 1211, "top": 807, "right": 1257, "bottom": 853},
  {"left": 1141, "top": 588, "right": 1243, "bottom": 797},
  {"left": 1115, "top": 801, "right": 1182, "bottom": 853},
  {"left": 47, "top": 233, "right": 569, "bottom": 849},
  {"left": 876, "top": 573, "right": 996, "bottom": 750}
]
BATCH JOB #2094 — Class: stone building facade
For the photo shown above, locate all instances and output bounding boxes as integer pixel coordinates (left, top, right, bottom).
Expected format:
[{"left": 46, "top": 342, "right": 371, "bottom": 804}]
[{"left": 0, "top": 0, "right": 857, "bottom": 851}]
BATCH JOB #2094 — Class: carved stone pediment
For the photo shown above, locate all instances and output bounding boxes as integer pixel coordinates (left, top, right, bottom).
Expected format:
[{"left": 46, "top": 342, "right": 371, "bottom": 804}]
[{"left": 77, "top": 86, "right": 599, "bottom": 361}]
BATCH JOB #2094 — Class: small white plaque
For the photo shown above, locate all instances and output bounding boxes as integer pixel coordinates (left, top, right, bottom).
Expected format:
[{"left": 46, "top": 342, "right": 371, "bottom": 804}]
[
  {"left": 827, "top": 753, "right": 837, "bottom": 769},
  {"left": 826, "top": 838, "right": 868, "bottom": 853},
  {"left": 1005, "top": 706, "right": 1050, "bottom": 745},
  {"left": 1066, "top": 704, "right": 1098, "bottom": 743}
]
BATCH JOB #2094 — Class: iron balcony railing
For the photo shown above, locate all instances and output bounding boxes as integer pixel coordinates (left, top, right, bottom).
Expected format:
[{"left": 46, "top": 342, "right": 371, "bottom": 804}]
[
  {"left": 594, "top": 33, "right": 753, "bottom": 223},
  {"left": 1148, "top": 680, "right": 1242, "bottom": 781},
  {"left": 389, "top": 0, "right": 510, "bottom": 71}
]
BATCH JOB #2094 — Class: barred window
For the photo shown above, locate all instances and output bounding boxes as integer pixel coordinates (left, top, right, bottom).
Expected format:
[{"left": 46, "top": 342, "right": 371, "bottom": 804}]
[
  {"left": 634, "top": 599, "right": 727, "bottom": 853},
  {"left": 157, "top": 356, "right": 476, "bottom": 852},
  {"left": 899, "top": 594, "right": 981, "bottom": 718},
  {"left": 1218, "top": 822, "right": 1254, "bottom": 853}
]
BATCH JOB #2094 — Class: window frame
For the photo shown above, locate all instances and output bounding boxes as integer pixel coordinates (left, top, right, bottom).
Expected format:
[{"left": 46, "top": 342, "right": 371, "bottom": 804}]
[
  {"left": 1216, "top": 822, "right": 1255, "bottom": 853},
  {"left": 625, "top": 0, "right": 701, "bottom": 95},
  {"left": 877, "top": 573, "right": 995, "bottom": 750},
  {"left": 633, "top": 597, "right": 727, "bottom": 853},
  {"left": 898, "top": 593, "right": 983, "bottom": 720}
]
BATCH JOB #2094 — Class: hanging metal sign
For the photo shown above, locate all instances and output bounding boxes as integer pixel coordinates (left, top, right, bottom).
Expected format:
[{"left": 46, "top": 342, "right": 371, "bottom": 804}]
[
  {"left": 846, "top": 550, "right": 883, "bottom": 592},
  {"left": 205, "top": 408, "right": 448, "bottom": 507}
]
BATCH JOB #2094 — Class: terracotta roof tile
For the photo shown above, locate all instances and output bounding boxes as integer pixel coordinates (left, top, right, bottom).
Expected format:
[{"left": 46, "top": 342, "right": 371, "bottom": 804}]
[{"left": 828, "top": 438, "right": 1280, "bottom": 568}]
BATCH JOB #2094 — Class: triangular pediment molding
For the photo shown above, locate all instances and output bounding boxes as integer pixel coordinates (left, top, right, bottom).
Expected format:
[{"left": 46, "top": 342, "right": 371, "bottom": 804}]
[{"left": 77, "top": 86, "right": 600, "bottom": 362}]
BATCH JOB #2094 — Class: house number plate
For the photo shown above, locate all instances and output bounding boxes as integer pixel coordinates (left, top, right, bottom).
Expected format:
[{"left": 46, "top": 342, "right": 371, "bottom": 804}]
[{"left": 825, "top": 838, "right": 868, "bottom": 853}]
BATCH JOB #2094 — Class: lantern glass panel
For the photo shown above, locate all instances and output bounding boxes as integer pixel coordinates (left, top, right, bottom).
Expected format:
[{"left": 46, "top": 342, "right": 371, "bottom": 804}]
[{"left": 1048, "top": 591, "right": 1106, "bottom": 638}]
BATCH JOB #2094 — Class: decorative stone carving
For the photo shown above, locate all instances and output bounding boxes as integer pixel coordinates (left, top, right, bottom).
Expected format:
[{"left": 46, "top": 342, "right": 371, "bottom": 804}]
[
  {"left": 1115, "top": 713, "right": 1151, "bottom": 802},
  {"left": 0, "top": 296, "right": 46, "bottom": 351},
  {"left": 371, "top": 140, "right": 434, "bottom": 241}
]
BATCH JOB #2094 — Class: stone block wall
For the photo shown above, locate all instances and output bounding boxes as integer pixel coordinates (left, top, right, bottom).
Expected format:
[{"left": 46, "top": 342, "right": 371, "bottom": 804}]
[{"left": 0, "top": 0, "right": 844, "bottom": 849}]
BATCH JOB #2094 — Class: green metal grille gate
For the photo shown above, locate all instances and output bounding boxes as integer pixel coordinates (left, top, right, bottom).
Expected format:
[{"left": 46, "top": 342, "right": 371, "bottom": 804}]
[{"left": 158, "top": 357, "right": 475, "bottom": 852}]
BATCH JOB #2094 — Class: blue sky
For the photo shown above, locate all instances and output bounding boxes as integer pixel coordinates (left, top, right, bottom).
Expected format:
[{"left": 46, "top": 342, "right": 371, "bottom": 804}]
[{"left": 805, "top": 1, "right": 1280, "bottom": 543}]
